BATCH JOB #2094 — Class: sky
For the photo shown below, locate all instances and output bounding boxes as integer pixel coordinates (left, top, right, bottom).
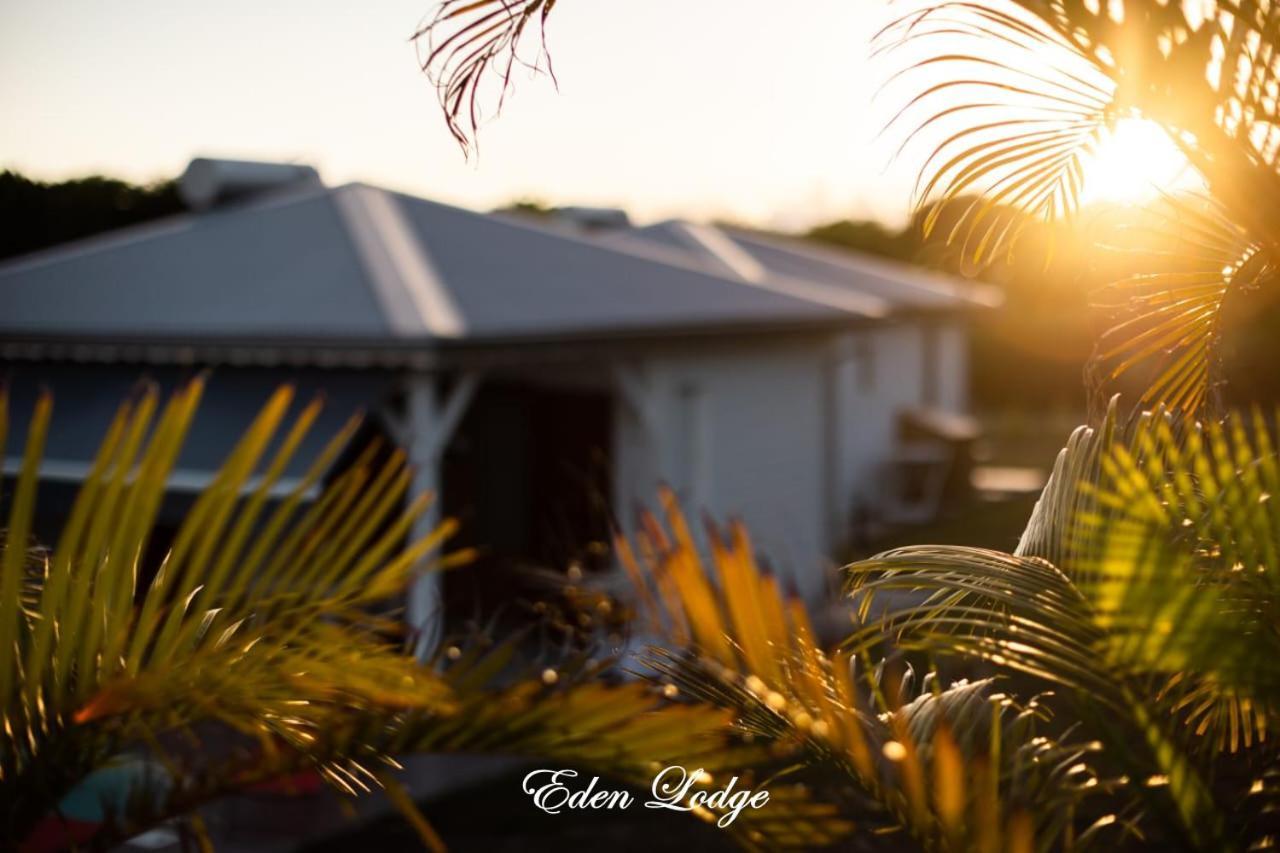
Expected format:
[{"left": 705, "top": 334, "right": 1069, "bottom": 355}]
[{"left": 0, "top": 0, "right": 916, "bottom": 230}]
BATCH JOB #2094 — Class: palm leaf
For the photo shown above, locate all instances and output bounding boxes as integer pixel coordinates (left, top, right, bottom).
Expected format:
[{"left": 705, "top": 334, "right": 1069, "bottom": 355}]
[
  {"left": 1, "top": 380, "right": 457, "bottom": 843},
  {"left": 875, "top": 1, "right": 1115, "bottom": 263},
  {"left": 613, "top": 491, "right": 1110, "bottom": 850},
  {"left": 412, "top": 0, "right": 558, "bottom": 152},
  {"left": 2, "top": 384, "right": 866, "bottom": 850},
  {"left": 1084, "top": 192, "right": 1276, "bottom": 417},
  {"left": 844, "top": 398, "right": 1280, "bottom": 847}
]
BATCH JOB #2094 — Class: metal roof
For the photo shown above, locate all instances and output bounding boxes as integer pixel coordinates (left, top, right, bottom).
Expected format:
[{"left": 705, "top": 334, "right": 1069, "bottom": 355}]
[
  {"left": 1, "top": 187, "right": 390, "bottom": 341},
  {"left": 0, "top": 183, "right": 898, "bottom": 352},
  {"left": 610, "top": 220, "right": 1001, "bottom": 312}
]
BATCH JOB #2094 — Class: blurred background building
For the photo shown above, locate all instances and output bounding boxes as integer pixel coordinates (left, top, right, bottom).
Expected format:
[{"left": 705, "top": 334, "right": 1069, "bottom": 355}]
[{"left": 0, "top": 159, "right": 994, "bottom": 633}]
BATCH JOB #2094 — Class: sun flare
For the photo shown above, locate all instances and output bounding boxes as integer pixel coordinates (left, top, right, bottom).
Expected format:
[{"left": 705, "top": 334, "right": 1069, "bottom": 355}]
[{"left": 1081, "top": 118, "right": 1195, "bottom": 206}]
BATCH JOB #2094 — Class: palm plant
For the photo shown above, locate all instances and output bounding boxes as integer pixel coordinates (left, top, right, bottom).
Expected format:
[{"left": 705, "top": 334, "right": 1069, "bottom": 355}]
[
  {"left": 848, "top": 401, "right": 1280, "bottom": 848},
  {"left": 575, "top": 411, "right": 1280, "bottom": 850},
  {"left": 615, "top": 492, "right": 1111, "bottom": 851},
  {"left": 1, "top": 379, "right": 848, "bottom": 851}
]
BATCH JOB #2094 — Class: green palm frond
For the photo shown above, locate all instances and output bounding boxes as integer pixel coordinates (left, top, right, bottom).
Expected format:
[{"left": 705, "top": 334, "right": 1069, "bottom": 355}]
[
  {"left": 3, "top": 384, "right": 872, "bottom": 850},
  {"left": 864, "top": 402, "right": 1280, "bottom": 774},
  {"left": 846, "top": 400, "right": 1280, "bottom": 848},
  {"left": 1083, "top": 406, "right": 1280, "bottom": 719},
  {"left": 1, "top": 379, "right": 463, "bottom": 843}
]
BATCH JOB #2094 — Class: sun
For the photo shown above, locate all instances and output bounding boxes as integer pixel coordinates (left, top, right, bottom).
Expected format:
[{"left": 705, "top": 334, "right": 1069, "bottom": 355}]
[{"left": 1080, "top": 118, "right": 1195, "bottom": 206}]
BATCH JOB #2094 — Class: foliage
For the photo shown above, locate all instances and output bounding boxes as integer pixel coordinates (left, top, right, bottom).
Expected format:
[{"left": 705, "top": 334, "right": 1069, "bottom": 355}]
[
  {"left": 872, "top": 0, "right": 1280, "bottom": 420},
  {"left": 604, "top": 400, "right": 1280, "bottom": 851},
  {"left": 413, "top": 0, "right": 559, "bottom": 154},
  {"left": 0, "top": 382, "right": 840, "bottom": 851},
  {"left": 0, "top": 171, "right": 182, "bottom": 262},
  {"left": 614, "top": 491, "right": 1111, "bottom": 851},
  {"left": 848, "top": 399, "right": 1280, "bottom": 847}
]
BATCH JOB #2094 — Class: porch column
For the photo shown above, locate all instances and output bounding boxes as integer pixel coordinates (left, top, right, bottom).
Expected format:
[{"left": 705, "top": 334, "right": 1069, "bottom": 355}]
[{"left": 404, "top": 370, "right": 481, "bottom": 659}]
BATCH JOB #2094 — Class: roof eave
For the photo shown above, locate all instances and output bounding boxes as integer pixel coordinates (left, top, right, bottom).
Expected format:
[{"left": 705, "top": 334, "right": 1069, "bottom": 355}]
[{"left": 0, "top": 314, "right": 896, "bottom": 370}]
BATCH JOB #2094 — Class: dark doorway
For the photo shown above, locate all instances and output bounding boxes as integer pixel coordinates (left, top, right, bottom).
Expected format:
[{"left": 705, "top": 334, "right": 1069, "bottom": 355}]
[{"left": 441, "top": 382, "right": 613, "bottom": 626}]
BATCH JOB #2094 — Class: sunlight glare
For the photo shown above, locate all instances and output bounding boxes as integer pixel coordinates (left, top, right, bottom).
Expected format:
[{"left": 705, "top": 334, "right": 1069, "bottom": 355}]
[{"left": 1082, "top": 118, "right": 1194, "bottom": 205}]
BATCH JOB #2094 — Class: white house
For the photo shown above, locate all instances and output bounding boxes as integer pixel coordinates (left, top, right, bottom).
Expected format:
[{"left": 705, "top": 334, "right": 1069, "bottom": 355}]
[{"left": 0, "top": 159, "right": 997, "bottom": 645}]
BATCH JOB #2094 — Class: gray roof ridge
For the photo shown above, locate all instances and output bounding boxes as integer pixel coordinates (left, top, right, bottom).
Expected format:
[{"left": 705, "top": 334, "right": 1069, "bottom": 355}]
[
  {"left": 614, "top": 219, "right": 889, "bottom": 317},
  {"left": 329, "top": 184, "right": 464, "bottom": 339},
  {"left": 410, "top": 192, "right": 759, "bottom": 276},
  {"left": 722, "top": 225, "right": 1003, "bottom": 308}
]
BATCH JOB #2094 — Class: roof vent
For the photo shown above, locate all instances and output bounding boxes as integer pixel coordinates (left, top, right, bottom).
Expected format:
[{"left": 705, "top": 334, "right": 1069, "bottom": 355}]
[
  {"left": 179, "top": 158, "right": 321, "bottom": 210},
  {"left": 553, "top": 206, "right": 632, "bottom": 231}
]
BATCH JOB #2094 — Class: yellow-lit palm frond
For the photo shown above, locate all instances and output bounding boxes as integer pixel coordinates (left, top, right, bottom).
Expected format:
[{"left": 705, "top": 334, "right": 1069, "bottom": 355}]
[
  {"left": 1, "top": 379, "right": 461, "bottom": 844},
  {"left": 875, "top": 2, "right": 1115, "bottom": 265},
  {"left": 995, "top": 0, "right": 1280, "bottom": 226},
  {"left": 873, "top": 0, "right": 1280, "bottom": 418},
  {"left": 614, "top": 489, "right": 1110, "bottom": 851},
  {"left": 1086, "top": 193, "right": 1273, "bottom": 417},
  {"left": 880, "top": 0, "right": 1280, "bottom": 239}
]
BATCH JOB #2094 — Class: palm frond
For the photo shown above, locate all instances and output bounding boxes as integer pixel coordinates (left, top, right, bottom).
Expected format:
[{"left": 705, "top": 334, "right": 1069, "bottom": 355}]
[
  {"left": 1085, "top": 192, "right": 1276, "bottom": 417},
  {"left": 1, "top": 380, "right": 458, "bottom": 843},
  {"left": 844, "top": 399, "right": 1280, "bottom": 847},
  {"left": 877, "top": 0, "right": 1280, "bottom": 415},
  {"left": 613, "top": 490, "right": 1111, "bottom": 850},
  {"left": 876, "top": 1, "right": 1115, "bottom": 263},
  {"left": 413, "top": 0, "right": 558, "bottom": 153},
  {"left": 4, "top": 384, "right": 865, "bottom": 850}
]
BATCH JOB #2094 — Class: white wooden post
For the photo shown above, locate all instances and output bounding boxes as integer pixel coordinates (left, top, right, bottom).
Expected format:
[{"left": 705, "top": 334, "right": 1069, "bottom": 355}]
[{"left": 404, "top": 371, "right": 481, "bottom": 659}]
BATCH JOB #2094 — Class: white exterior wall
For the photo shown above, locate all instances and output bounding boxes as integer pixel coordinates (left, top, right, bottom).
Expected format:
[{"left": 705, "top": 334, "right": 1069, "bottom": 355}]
[
  {"left": 612, "top": 319, "right": 970, "bottom": 603},
  {"left": 834, "top": 324, "right": 925, "bottom": 516},
  {"left": 833, "top": 319, "right": 970, "bottom": 512},
  {"left": 935, "top": 320, "right": 969, "bottom": 412},
  {"left": 614, "top": 338, "right": 835, "bottom": 601}
]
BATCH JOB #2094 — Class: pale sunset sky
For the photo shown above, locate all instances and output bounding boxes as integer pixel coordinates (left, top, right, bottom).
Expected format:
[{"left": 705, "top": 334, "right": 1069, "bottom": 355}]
[{"left": 0, "top": 0, "right": 918, "bottom": 230}]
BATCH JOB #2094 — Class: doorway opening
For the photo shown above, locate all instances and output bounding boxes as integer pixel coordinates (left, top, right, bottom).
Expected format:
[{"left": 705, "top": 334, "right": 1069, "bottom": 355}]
[{"left": 441, "top": 381, "right": 613, "bottom": 630}]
